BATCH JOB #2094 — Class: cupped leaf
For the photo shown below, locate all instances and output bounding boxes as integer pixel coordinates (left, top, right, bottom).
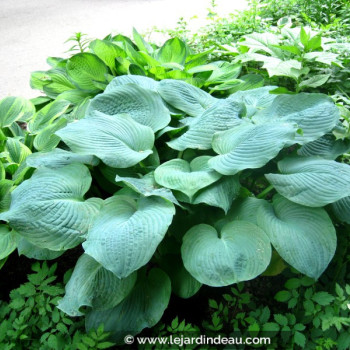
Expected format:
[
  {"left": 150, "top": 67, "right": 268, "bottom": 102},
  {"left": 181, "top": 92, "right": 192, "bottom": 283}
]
[
  {"left": 17, "top": 237, "right": 64, "bottom": 260},
  {"left": 159, "top": 254, "right": 202, "bottom": 299},
  {"left": 297, "top": 133, "right": 350, "bottom": 160},
  {"left": 85, "top": 268, "right": 171, "bottom": 343},
  {"left": 88, "top": 84, "right": 170, "bottom": 132},
  {"left": 209, "top": 122, "right": 296, "bottom": 175},
  {"left": 257, "top": 195, "right": 336, "bottom": 279},
  {"left": 265, "top": 157, "right": 350, "bottom": 207},
  {"left": 0, "top": 225, "right": 18, "bottom": 260},
  {"left": 217, "top": 197, "right": 266, "bottom": 229},
  {"left": 105, "top": 75, "right": 158, "bottom": 93},
  {"left": 154, "top": 156, "right": 222, "bottom": 199},
  {"left": 253, "top": 94, "right": 339, "bottom": 144},
  {"left": 56, "top": 112, "right": 154, "bottom": 168},
  {"left": 66, "top": 53, "right": 108, "bottom": 91},
  {"left": 167, "top": 99, "right": 245, "bottom": 150},
  {"left": 192, "top": 175, "right": 241, "bottom": 213},
  {"left": 58, "top": 254, "right": 137, "bottom": 316},
  {"left": 181, "top": 221, "right": 271, "bottom": 287},
  {"left": 332, "top": 197, "right": 350, "bottom": 224},
  {"left": 0, "top": 97, "right": 35, "bottom": 127},
  {"left": 83, "top": 195, "right": 175, "bottom": 278},
  {"left": 229, "top": 86, "right": 278, "bottom": 118},
  {"left": 26, "top": 149, "right": 99, "bottom": 169},
  {"left": 115, "top": 172, "right": 181, "bottom": 206},
  {"left": 157, "top": 79, "right": 216, "bottom": 117},
  {"left": 0, "top": 164, "right": 101, "bottom": 250}
]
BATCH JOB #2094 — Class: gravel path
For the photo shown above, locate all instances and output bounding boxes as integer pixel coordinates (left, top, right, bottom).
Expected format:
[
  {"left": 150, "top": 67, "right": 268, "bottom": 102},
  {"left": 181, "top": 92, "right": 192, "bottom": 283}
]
[{"left": 0, "top": 0, "right": 247, "bottom": 99}]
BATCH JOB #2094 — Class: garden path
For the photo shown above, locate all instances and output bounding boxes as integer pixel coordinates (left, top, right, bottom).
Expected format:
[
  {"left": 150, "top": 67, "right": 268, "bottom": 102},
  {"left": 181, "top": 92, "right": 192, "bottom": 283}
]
[{"left": 0, "top": 0, "right": 246, "bottom": 98}]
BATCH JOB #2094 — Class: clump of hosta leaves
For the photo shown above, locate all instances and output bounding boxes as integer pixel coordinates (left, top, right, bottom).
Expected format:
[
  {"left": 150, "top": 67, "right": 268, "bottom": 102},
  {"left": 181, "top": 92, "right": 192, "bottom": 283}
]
[{"left": 1, "top": 74, "right": 350, "bottom": 343}]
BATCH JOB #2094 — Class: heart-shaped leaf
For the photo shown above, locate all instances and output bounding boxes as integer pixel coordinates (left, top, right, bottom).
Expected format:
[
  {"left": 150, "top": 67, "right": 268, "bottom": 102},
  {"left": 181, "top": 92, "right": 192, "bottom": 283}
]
[
  {"left": 85, "top": 268, "right": 171, "bottom": 343},
  {"left": 105, "top": 75, "right": 158, "bottom": 93},
  {"left": 253, "top": 94, "right": 339, "bottom": 144},
  {"left": 157, "top": 79, "right": 216, "bottom": 117},
  {"left": 228, "top": 86, "right": 277, "bottom": 117},
  {"left": 209, "top": 122, "right": 296, "bottom": 175},
  {"left": 0, "top": 164, "right": 101, "bottom": 250},
  {"left": 167, "top": 99, "right": 245, "bottom": 150},
  {"left": 26, "top": 149, "right": 99, "bottom": 169},
  {"left": 154, "top": 156, "right": 222, "bottom": 199},
  {"left": 56, "top": 112, "right": 154, "bottom": 168},
  {"left": 181, "top": 221, "right": 271, "bottom": 286},
  {"left": 115, "top": 172, "right": 181, "bottom": 206},
  {"left": 257, "top": 195, "right": 336, "bottom": 279},
  {"left": 265, "top": 157, "right": 350, "bottom": 207},
  {"left": 58, "top": 254, "right": 137, "bottom": 316},
  {"left": 83, "top": 195, "right": 175, "bottom": 278},
  {"left": 88, "top": 84, "right": 170, "bottom": 132}
]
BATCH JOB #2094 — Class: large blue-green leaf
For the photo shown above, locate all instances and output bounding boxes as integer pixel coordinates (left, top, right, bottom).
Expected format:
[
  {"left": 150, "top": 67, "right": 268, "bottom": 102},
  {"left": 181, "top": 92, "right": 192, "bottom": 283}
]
[
  {"left": 83, "top": 195, "right": 175, "bottom": 278},
  {"left": 154, "top": 156, "right": 221, "bottom": 200},
  {"left": 332, "top": 197, "right": 350, "bottom": 224},
  {"left": 88, "top": 84, "right": 170, "bottom": 132},
  {"left": 157, "top": 79, "right": 216, "bottom": 117},
  {"left": 298, "top": 134, "right": 350, "bottom": 160},
  {"left": 85, "top": 268, "right": 171, "bottom": 343},
  {"left": 58, "top": 254, "right": 137, "bottom": 316},
  {"left": 159, "top": 255, "right": 201, "bottom": 299},
  {"left": 26, "top": 149, "right": 99, "bottom": 169},
  {"left": 229, "top": 86, "right": 277, "bottom": 118},
  {"left": 209, "top": 122, "right": 296, "bottom": 175},
  {"left": 0, "top": 97, "right": 35, "bottom": 127},
  {"left": 257, "top": 195, "right": 336, "bottom": 279},
  {"left": 167, "top": 99, "right": 245, "bottom": 150},
  {"left": 17, "top": 237, "right": 64, "bottom": 260},
  {"left": 0, "top": 164, "right": 101, "bottom": 250},
  {"left": 265, "top": 157, "right": 350, "bottom": 207},
  {"left": 115, "top": 172, "right": 181, "bottom": 206},
  {"left": 0, "top": 225, "right": 18, "bottom": 260},
  {"left": 56, "top": 112, "right": 154, "bottom": 168},
  {"left": 192, "top": 175, "right": 240, "bottom": 213},
  {"left": 253, "top": 94, "right": 339, "bottom": 144},
  {"left": 181, "top": 221, "right": 271, "bottom": 286},
  {"left": 216, "top": 197, "right": 266, "bottom": 229},
  {"left": 105, "top": 75, "right": 158, "bottom": 93}
]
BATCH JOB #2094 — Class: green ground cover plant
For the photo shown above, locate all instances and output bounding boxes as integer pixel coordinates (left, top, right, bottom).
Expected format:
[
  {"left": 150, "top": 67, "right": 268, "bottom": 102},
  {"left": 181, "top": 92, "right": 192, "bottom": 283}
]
[{"left": 0, "top": 262, "right": 114, "bottom": 349}]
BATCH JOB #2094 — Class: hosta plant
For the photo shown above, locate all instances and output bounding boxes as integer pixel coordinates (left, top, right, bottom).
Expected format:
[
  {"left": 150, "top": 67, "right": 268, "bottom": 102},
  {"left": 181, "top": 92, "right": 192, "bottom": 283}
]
[
  {"left": 1, "top": 75, "right": 350, "bottom": 343},
  {"left": 30, "top": 28, "right": 242, "bottom": 113}
]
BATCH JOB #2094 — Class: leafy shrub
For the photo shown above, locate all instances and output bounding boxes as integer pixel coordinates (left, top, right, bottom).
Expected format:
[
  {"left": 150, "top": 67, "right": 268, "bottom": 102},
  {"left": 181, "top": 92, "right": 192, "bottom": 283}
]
[
  {"left": 30, "top": 28, "right": 242, "bottom": 114},
  {"left": 1, "top": 72, "right": 349, "bottom": 343},
  {"left": 149, "top": 276, "right": 350, "bottom": 349},
  {"left": 0, "top": 262, "right": 114, "bottom": 350}
]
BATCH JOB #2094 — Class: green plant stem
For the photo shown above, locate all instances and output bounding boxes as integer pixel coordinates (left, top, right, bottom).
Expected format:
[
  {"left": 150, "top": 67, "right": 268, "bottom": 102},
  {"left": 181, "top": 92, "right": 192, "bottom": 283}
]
[
  {"left": 257, "top": 185, "right": 274, "bottom": 199},
  {"left": 177, "top": 151, "right": 184, "bottom": 159}
]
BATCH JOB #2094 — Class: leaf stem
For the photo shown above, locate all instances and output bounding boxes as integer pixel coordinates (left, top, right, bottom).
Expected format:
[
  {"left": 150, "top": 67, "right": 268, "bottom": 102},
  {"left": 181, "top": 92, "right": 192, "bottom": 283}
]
[
  {"left": 177, "top": 151, "right": 184, "bottom": 159},
  {"left": 257, "top": 185, "right": 274, "bottom": 199}
]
